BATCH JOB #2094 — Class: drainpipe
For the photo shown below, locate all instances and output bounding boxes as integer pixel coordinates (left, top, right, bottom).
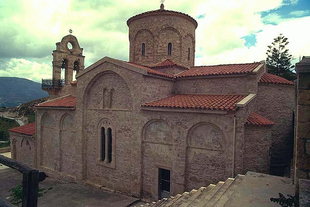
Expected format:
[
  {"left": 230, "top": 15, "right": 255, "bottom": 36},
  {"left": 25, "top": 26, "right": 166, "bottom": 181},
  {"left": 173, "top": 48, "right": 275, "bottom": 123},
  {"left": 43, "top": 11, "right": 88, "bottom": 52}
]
[{"left": 232, "top": 115, "right": 236, "bottom": 177}]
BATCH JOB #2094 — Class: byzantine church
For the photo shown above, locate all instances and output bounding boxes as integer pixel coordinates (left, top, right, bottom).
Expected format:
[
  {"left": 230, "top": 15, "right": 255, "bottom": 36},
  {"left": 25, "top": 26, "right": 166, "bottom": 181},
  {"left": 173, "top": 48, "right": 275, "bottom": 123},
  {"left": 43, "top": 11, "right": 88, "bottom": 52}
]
[{"left": 9, "top": 3, "right": 295, "bottom": 200}]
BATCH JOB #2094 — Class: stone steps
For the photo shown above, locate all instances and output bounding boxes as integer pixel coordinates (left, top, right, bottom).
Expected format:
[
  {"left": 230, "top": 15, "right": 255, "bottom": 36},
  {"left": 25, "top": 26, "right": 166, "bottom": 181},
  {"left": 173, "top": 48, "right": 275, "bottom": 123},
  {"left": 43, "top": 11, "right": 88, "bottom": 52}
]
[
  {"left": 137, "top": 172, "right": 295, "bottom": 207},
  {"left": 205, "top": 178, "right": 235, "bottom": 207},
  {"left": 213, "top": 175, "right": 245, "bottom": 207}
]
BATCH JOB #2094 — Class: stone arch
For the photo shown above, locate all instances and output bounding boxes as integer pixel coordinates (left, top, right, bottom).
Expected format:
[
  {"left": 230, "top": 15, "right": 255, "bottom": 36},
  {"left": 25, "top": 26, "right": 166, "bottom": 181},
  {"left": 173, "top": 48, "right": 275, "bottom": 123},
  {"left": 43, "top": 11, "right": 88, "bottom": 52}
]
[
  {"left": 84, "top": 71, "right": 132, "bottom": 110},
  {"left": 157, "top": 27, "right": 182, "bottom": 61},
  {"left": 133, "top": 29, "right": 155, "bottom": 63},
  {"left": 141, "top": 119, "right": 173, "bottom": 199},
  {"left": 143, "top": 119, "right": 172, "bottom": 144},
  {"left": 60, "top": 113, "right": 74, "bottom": 130},
  {"left": 40, "top": 112, "right": 56, "bottom": 169},
  {"left": 185, "top": 122, "right": 226, "bottom": 191},
  {"left": 59, "top": 113, "right": 76, "bottom": 176},
  {"left": 187, "top": 122, "right": 225, "bottom": 151}
]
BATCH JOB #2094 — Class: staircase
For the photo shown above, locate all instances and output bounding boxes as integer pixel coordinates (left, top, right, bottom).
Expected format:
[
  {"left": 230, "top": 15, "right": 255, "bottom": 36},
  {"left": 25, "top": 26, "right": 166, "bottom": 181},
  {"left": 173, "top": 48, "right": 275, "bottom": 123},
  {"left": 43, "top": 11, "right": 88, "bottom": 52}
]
[{"left": 136, "top": 172, "right": 295, "bottom": 207}]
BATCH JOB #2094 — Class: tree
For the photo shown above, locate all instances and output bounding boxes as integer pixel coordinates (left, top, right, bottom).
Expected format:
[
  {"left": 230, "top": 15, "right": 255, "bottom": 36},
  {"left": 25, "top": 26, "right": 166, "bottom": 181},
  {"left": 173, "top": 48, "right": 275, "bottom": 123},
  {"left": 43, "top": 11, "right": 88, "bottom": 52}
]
[{"left": 266, "top": 34, "right": 296, "bottom": 81}]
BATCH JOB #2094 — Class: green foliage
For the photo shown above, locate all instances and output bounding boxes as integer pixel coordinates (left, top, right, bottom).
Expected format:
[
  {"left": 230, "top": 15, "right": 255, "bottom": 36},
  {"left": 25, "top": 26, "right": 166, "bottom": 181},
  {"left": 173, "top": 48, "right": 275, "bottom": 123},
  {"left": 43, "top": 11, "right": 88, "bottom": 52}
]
[
  {"left": 9, "top": 184, "right": 53, "bottom": 206},
  {"left": 0, "top": 117, "right": 19, "bottom": 141},
  {"left": 9, "top": 184, "right": 22, "bottom": 205},
  {"left": 266, "top": 34, "right": 296, "bottom": 81}
]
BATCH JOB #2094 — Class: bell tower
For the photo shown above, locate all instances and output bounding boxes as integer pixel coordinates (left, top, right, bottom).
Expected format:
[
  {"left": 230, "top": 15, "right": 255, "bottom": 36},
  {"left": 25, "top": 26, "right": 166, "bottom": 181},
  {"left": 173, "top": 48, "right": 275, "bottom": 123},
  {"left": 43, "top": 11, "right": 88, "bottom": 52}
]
[
  {"left": 52, "top": 33, "right": 84, "bottom": 84},
  {"left": 42, "top": 32, "right": 85, "bottom": 96}
]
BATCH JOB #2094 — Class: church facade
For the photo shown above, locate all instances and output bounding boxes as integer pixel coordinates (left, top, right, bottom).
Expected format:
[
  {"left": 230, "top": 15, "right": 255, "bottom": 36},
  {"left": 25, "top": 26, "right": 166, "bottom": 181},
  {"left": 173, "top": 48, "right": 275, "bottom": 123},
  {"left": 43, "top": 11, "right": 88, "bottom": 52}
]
[{"left": 9, "top": 4, "right": 295, "bottom": 200}]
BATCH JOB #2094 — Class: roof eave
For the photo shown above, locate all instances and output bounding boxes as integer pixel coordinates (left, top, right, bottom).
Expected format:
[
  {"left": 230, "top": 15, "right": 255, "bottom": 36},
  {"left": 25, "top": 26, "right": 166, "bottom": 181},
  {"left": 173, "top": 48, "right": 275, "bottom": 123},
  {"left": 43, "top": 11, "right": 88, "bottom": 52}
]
[{"left": 141, "top": 106, "right": 229, "bottom": 114}]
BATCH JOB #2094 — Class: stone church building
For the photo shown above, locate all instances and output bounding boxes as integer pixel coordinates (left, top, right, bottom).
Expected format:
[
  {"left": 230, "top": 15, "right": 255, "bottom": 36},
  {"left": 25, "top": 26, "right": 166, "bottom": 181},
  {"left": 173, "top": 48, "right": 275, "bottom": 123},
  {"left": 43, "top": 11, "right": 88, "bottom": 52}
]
[{"left": 9, "top": 4, "right": 295, "bottom": 200}]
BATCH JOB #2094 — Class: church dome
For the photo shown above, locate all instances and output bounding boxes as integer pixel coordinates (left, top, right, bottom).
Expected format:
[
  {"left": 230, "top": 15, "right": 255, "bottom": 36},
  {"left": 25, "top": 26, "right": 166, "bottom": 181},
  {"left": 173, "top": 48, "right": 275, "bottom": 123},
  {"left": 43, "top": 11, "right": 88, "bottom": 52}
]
[{"left": 127, "top": 4, "right": 197, "bottom": 68}]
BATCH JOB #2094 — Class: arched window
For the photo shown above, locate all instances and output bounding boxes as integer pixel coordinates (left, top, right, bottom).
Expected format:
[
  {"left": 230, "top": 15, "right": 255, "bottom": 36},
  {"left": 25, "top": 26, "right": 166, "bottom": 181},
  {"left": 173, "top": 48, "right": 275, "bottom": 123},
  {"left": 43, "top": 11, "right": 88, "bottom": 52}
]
[
  {"left": 73, "top": 60, "right": 80, "bottom": 71},
  {"left": 168, "top": 43, "right": 172, "bottom": 56},
  {"left": 99, "top": 127, "right": 113, "bottom": 163},
  {"left": 188, "top": 48, "right": 191, "bottom": 61},
  {"left": 107, "top": 128, "right": 112, "bottom": 163},
  {"left": 100, "top": 127, "right": 105, "bottom": 161},
  {"left": 61, "top": 59, "right": 68, "bottom": 80},
  {"left": 142, "top": 43, "right": 145, "bottom": 56}
]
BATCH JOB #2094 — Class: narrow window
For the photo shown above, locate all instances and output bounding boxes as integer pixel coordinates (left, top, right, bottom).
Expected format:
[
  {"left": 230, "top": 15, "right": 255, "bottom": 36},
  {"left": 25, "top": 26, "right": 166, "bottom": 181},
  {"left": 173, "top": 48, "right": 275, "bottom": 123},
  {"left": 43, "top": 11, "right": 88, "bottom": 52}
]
[
  {"left": 188, "top": 48, "right": 190, "bottom": 61},
  {"left": 100, "top": 127, "right": 105, "bottom": 161},
  {"left": 168, "top": 43, "right": 172, "bottom": 56},
  {"left": 142, "top": 43, "right": 145, "bottom": 56},
  {"left": 107, "top": 128, "right": 112, "bottom": 163}
]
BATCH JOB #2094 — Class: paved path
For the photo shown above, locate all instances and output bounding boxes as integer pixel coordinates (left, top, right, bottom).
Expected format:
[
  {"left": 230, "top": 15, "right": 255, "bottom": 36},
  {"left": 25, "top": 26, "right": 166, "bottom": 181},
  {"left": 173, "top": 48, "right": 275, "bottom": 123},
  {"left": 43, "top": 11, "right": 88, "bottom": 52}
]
[{"left": 0, "top": 153, "right": 139, "bottom": 207}]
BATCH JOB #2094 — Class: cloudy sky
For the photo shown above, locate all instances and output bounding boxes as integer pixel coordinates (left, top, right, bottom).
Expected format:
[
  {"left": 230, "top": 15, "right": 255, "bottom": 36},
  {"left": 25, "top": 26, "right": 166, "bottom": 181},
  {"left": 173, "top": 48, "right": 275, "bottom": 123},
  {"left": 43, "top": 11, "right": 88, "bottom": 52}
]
[{"left": 0, "top": 0, "right": 309, "bottom": 82}]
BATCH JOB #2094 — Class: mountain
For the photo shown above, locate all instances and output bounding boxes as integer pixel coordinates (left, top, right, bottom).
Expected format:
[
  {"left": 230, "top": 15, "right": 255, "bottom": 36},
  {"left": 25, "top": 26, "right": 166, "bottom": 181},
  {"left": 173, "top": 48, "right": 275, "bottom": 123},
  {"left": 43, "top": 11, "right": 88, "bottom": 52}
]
[{"left": 0, "top": 77, "right": 48, "bottom": 107}]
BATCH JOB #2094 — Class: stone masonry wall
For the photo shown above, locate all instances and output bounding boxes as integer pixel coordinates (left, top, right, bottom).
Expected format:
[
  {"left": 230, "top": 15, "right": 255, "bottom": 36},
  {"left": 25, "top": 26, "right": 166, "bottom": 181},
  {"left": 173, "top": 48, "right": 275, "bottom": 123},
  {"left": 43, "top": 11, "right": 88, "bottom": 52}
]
[
  {"left": 243, "top": 125, "right": 272, "bottom": 174},
  {"left": 36, "top": 109, "right": 81, "bottom": 181},
  {"left": 174, "top": 74, "right": 258, "bottom": 95},
  {"left": 255, "top": 84, "right": 295, "bottom": 175},
  {"left": 10, "top": 132, "right": 36, "bottom": 167}
]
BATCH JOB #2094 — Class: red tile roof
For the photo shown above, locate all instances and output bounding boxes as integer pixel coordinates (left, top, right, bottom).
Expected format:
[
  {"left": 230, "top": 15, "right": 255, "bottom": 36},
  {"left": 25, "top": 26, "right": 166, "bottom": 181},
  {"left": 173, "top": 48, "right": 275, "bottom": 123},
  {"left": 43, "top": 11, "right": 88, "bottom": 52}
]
[
  {"left": 9, "top": 123, "right": 35, "bottom": 136},
  {"left": 142, "top": 94, "right": 246, "bottom": 111},
  {"left": 259, "top": 73, "right": 294, "bottom": 85},
  {"left": 246, "top": 112, "right": 275, "bottom": 126},
  {"left": 150, "top": 59, "right": 188, "bottom": 70},
  {"left": 127, "top": 62, "right": 174, "bottom": 78},
  {"left": 36, "top": 95, "right": 76, "bottom": 108},
  {"left": 176, "top": 62, "right": 262, "bottom": 78}
]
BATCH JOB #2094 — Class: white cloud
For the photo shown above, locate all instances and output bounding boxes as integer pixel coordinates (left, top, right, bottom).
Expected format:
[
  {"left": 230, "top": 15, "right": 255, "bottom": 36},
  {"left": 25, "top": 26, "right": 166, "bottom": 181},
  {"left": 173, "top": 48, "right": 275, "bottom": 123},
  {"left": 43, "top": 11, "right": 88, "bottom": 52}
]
[
  {"left": 0, "top": 58, "right": 51, "bottom": 82},
  {"left": 290, "top": 10, "right": 310, "bottom": 17},
  {"left": 0, "top": 0, "right": 309, "bottom": 81},
  {"left": 196, "top": 16, "right": 310, "bottom": 66}
]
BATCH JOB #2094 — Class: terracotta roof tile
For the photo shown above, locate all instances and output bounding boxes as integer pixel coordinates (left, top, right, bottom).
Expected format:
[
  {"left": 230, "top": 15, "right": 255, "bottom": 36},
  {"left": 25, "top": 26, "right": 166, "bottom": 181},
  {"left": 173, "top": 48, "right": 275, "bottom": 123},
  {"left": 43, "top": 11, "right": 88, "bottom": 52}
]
[
  {"left": 36, "top": 95, "right": 76, "bottom": 108},
  {"left": 176, "top": 62, "right": 262, "bottom": 78},
  {"left": 9, "top": 123, "right": 35, "bottom": 136},
  {"left": 259, "top": 73, "right": 294, "bottom": 85},
  {"left": 246, "top": 112, "right": 275, "bottom": 126},
  {"left": 150, "top": 59, "right": 188, "bottom": 70},
  {"left": 127, "top": 62, "right": 174, "bottom": 78},
  {"left": 142, "top": 94, "right": 246, "bottom": 111}
]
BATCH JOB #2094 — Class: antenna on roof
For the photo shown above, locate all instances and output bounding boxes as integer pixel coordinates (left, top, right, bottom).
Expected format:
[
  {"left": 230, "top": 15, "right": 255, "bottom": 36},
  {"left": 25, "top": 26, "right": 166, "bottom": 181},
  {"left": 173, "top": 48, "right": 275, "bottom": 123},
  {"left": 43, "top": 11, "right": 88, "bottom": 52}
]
[{"left": 160, "top": 0, "right": 165, "bottom": 10}]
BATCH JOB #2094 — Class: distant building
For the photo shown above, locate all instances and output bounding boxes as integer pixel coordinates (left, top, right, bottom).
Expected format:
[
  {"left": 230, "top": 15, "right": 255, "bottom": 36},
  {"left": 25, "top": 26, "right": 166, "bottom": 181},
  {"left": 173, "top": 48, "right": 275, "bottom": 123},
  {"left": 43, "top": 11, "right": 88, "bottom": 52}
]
[{"left": 10, "top": 4, "right": 295, "bottom": 200}]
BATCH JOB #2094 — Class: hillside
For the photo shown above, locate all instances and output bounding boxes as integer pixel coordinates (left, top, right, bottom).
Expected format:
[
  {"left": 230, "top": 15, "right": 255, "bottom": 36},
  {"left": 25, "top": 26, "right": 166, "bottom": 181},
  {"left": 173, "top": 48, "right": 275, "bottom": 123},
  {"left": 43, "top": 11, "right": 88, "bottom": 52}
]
[{"left": 0, "top": 77, "right": 48, "bottom": 107}]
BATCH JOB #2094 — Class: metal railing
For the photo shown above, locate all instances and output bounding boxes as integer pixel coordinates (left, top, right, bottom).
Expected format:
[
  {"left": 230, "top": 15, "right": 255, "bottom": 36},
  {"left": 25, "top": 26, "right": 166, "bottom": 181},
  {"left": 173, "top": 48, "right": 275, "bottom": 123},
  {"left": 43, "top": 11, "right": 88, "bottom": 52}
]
[
  {"left": 0, "top": 155, "right": 47, "bottom": 207},
  {"left": 41, "top": 79, "right": 65, "bottom": 90}
]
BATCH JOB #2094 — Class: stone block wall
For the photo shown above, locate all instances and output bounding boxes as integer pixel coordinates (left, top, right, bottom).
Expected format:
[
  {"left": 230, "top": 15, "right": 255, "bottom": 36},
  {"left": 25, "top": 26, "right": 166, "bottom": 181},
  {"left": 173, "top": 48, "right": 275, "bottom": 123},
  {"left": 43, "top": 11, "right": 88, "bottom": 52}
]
[
  {"left": 255, "top": 84, "right": 295, "bottom": 175},
  {"left": 243, "top": 125, "right": 272, "bottom": 174},
  {"left": 174, "top": 74, "right": 258, "bottom": 95},
  {"left": 10, "top": 132, "right": 36, "bottom": 167}
]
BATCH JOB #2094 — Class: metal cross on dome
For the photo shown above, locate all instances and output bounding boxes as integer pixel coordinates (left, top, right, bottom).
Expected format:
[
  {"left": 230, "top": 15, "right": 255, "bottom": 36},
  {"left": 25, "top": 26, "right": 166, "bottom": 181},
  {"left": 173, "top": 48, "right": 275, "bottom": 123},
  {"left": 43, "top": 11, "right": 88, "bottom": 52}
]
[
  {"left": 161, "top": 0, "right": 165, "bottom": 3},
  {"left": 69, "top": 29, "right": 73, "bottom": 34}
]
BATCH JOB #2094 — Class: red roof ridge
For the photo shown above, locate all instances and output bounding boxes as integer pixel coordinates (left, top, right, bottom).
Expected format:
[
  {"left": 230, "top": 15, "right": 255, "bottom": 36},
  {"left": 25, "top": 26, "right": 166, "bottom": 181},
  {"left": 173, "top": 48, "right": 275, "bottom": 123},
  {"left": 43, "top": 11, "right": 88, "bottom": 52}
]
[
  {"left": 142, "top": 94, "right": 246, "bottom": 111},
  {"left": 246, "top": 112, "right": 275, "bottom": 126},
  {"left": 150, "top": 59, "right": 189, "bottom": 70},
  {"left": 36, "top": 95, "right": 76, "bottom": 108},
  {"left": 177, "top": 62, "right": 262, "bottom": 78},
  {"left": 191, "top": 62, "right": 262, "bottom": 68},
  {"left": 9, "top": 122, "right": 35, "bottom": 136},
  {"left": 259, "top": 73, "right": 294, "bottom": 85},
  {"left": 126, "top": 61, "right": 174, "bottom": 79}
]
